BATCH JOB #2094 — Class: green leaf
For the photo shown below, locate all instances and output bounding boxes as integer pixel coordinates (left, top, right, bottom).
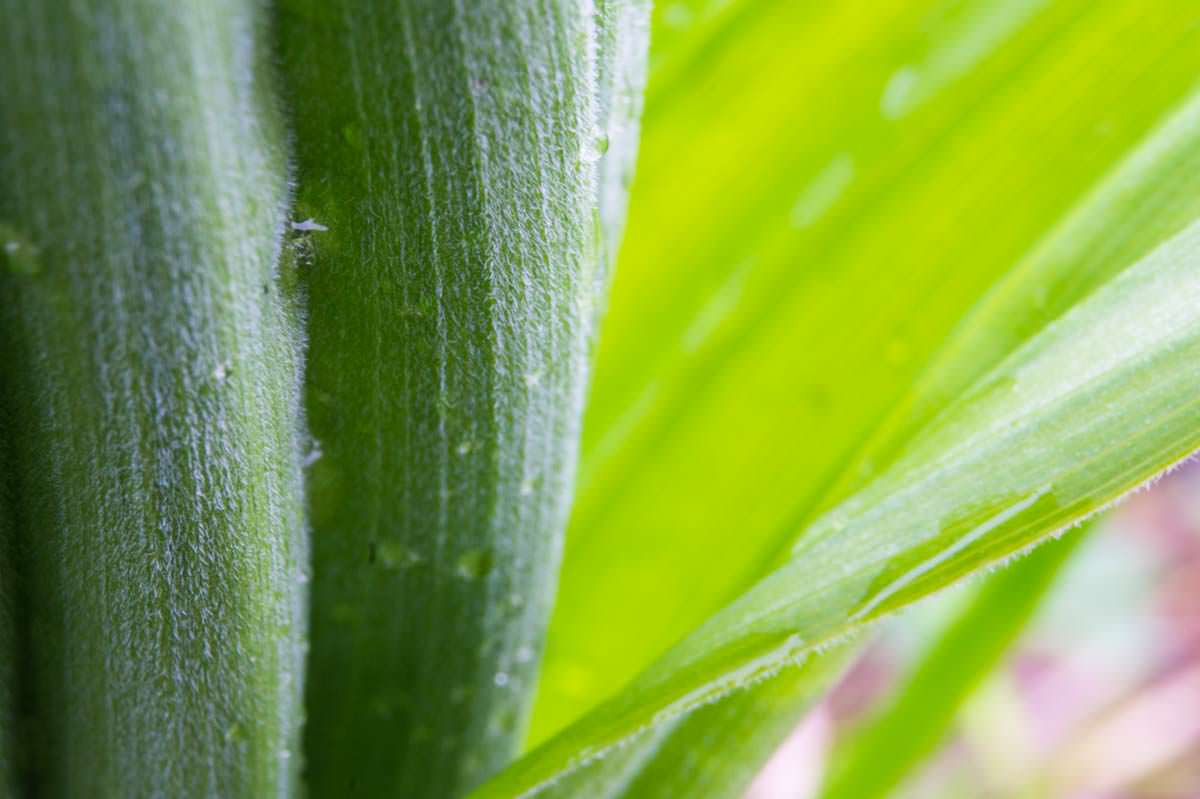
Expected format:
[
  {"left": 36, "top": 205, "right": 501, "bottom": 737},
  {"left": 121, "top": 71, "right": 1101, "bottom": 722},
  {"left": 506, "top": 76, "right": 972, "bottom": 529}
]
[
  {"left": 612, "top": 519, "right": 1081, "bottom": 799},
  {"left": 593, "top": 55, "right": 1200, "bottom": 797},
  {"left": 817, "top": 527, "right": 1085, "bottom": 799},
  {"left": 532, "top": 0, "right": 1200, "bottom": 746},
  {"left": 620, "top": 642, "right": 857, "bottom": 799},
  {"left": 0, "top": 426, "right": 16, "bottom": 795},
  {"left": 536, "top": 721, "right": 675, "bottom": 799},
  {"left": 277, "top": 1, "right": 649, "bottom": 795},
  {"left": 0, "top": 1, "right": 304, "bottom": 795},
  {"left": 481, "top": 211, "right": 1200, "bottom": 797},
  {"left": 534, "top": 642, "right": 853, "bottom": 799},
  {"left": 464, "top": 1, "right": 1200, "bottom": 792}
]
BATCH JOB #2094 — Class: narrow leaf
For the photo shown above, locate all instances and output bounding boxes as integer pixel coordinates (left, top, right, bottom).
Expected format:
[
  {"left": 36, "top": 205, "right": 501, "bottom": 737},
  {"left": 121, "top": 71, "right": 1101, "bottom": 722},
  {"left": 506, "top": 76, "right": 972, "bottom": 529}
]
[
  {"left": 620, "top": 643, "right": 857, "bottom": 799},
  {"left": 534, "top": 1, "right": 1200, "bottom": 742},
  {"left": 545, "top": 69, "right": 1200, "bottom": 799},
  {"left": 536, "top": 645, "right": 852, "bottom": 799},
  {"left": 278, "top": 1, "right": 648, "bottom": 795},
  {"left": 817, "top": 529, "right": 1085, "bottom": 799},
  {"left": 478, "top": 216, "right": 1200, "bottom": 797},
  {"left": 0, "top": 2, "right": 305, "bottom": 794}
]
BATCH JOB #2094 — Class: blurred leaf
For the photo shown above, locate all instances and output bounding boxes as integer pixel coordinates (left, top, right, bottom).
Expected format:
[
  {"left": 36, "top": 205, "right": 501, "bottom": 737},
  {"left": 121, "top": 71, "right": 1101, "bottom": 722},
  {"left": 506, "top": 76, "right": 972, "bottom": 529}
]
[
  {"left": 607, "top": 56, "right": 1200, "bottom": 797},
  {"left": 467, "top": 1, "right": 1200, "bottom": 791},
  {"left": 817, "top": 529, "right": 1085, "bottom": 799},
  {"left": 534, "top": 0, "right": 1200, "bottom": 747},
  {"left": 536, "top": 721, "right": 674, "bottom": 799},
  {"left": 620, "top": 642, "right": 857, "bottom": 799},
  {"left": 599, "top": 532, "right": 1081, "bottom": 799},
  {"left": 481, "top": 192, "right": 1200, "bottom": 798},
  {"left": 535, "top": 27, "right": 1200, "bottom": 789},
  {"left": 534, "top": 643, "right": 853, "bottom": 799}
]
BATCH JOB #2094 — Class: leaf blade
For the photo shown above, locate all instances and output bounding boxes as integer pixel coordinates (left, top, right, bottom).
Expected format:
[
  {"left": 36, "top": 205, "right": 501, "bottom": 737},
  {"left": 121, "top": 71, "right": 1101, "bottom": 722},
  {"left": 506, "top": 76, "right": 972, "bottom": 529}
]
[
  {"left": 620, "top": 642, "right": 858, "bottom": 799},
  {"left": 549, "top": 70, "right": 1200, "bottom": 790},
  {"left": 481, "top": 207, "right": 1200, "bottom": 799},
  {"left": 0, "top": 1, "right": 305, "bottom": 793},
  {"left": 278, "top": 1, "right": 649, "bottom": 794},
  {"left": 534, "top": 1, "right": 1200, "bottom": 743},
  {"left": 817, "top": 528, "right": 1086, "bottom": 799}
]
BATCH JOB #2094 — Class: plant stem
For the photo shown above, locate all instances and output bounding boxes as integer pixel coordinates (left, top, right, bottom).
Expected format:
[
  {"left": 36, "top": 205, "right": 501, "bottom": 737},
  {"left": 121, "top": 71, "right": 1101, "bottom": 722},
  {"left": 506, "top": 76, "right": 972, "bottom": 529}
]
[
  {"left": 0, "top": 2, "right": 305, "bottom": 795},
  {"left": 278, "top": 1, "right": 645, "bottom": 794}
]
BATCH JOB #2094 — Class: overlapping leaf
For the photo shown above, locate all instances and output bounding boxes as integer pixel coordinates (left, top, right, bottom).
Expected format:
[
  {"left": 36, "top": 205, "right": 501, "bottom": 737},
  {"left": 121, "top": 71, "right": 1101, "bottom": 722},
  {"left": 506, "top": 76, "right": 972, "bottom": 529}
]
[
  {"left": 471, "top": 1, "right": 1200, "bottom": 796},
  {"left": 533, "top": 1, "right": 1200, "bottom": 746},
  {"left": 817, "top": 529, "right": 1085, "bottom": 799},
  {"left": 0, "top": 2, "right": 305, "bottom": 794},
  {"left": 278, "top": 1, "right": 649, "bottom": 794},
  {"left": 484, "top": 192, "right": 1200, "bottom": 799}
]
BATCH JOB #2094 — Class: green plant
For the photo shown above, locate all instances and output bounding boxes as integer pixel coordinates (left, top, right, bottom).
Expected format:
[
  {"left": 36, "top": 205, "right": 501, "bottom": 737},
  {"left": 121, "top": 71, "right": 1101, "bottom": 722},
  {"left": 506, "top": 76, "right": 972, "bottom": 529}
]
[{"left": 1, "top": 1, "right": 1199, "bottom": 798}]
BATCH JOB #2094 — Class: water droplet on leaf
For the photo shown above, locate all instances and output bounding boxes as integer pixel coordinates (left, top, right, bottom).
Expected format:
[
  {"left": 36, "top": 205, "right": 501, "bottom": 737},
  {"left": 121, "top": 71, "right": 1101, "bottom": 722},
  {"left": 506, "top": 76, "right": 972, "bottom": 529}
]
[
  {"left": 456, "top": 549, "right": 493, "bottom": 580},
  {"left": 342, "top": 123, "right": 364, "bottom": 150},
  {"left": 581, "top": 127, "right": 609, "bottom": 163},
  {"left": 881, "top": 65, "right": 920, "bottom": 119},
  {"left": 0, "top": 223, "right": 41, "bottom": 276},
  {"left": 379, "top": 540, "right": 421, "bottom": 571}
]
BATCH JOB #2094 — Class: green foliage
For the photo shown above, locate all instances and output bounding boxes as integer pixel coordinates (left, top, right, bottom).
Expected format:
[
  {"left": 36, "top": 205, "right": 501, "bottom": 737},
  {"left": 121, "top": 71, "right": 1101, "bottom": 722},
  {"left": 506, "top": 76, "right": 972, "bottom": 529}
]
[
  {"left": 0, "top": 1, "right": 304, "bottom": 795},
  {"left": 479, "top": 1, "right": 1200, "bottom": 795},
  {"left": 3, "top": 1, "right": 1200, "bottom": 798},
  {"left": 536, "top": 642, "right": 855, "bottom": 799},
  {"left": 621, "top": 642, "right": 858, "bottom": 799},
  {"left": 818, "top": 529, "right": 1084, "bottom": 799},
  {"left": 483, "top": 215, "right": 1200, "bottom": 795},
  {"left": 277, "top": 1, "right": 648, "bottom": 795},
  {"left": 536, "top": 2, "right": 1200, "bottom": 744}
]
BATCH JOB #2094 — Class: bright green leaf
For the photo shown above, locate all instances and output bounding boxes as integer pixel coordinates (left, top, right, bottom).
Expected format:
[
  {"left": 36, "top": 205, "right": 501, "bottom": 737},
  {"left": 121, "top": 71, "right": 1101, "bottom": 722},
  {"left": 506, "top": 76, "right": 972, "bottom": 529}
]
[
  {"left": 486, "top": 2, "right": 1200, "bottom": 783},
  {"left": 534, "top": 642, "right": 852, "bottom": 799},
  {"left": 534, "top": 0, "right": 1200, "bottom": 746},
  {"left": 481, "top": 211, "right": 1200, "bottom": 797},
  {"left": 620, "top": 642, "right": 857, "bottom": 799},
  {"left": 606, "top": 58, "right": 1200, "bottom": 795},
  {"left": 567, "top": 57, "right": 1200, "bottom": 797}
]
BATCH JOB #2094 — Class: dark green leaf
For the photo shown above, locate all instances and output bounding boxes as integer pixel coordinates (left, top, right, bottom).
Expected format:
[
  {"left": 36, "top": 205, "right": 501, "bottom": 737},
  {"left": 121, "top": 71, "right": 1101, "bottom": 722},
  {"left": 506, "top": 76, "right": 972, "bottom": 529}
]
[
  {"left": 0, "top": 1, "right": 305, "bottom": 794},
  {"left": 277, "top": 1, "right": 649, "bottom": 795}
]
